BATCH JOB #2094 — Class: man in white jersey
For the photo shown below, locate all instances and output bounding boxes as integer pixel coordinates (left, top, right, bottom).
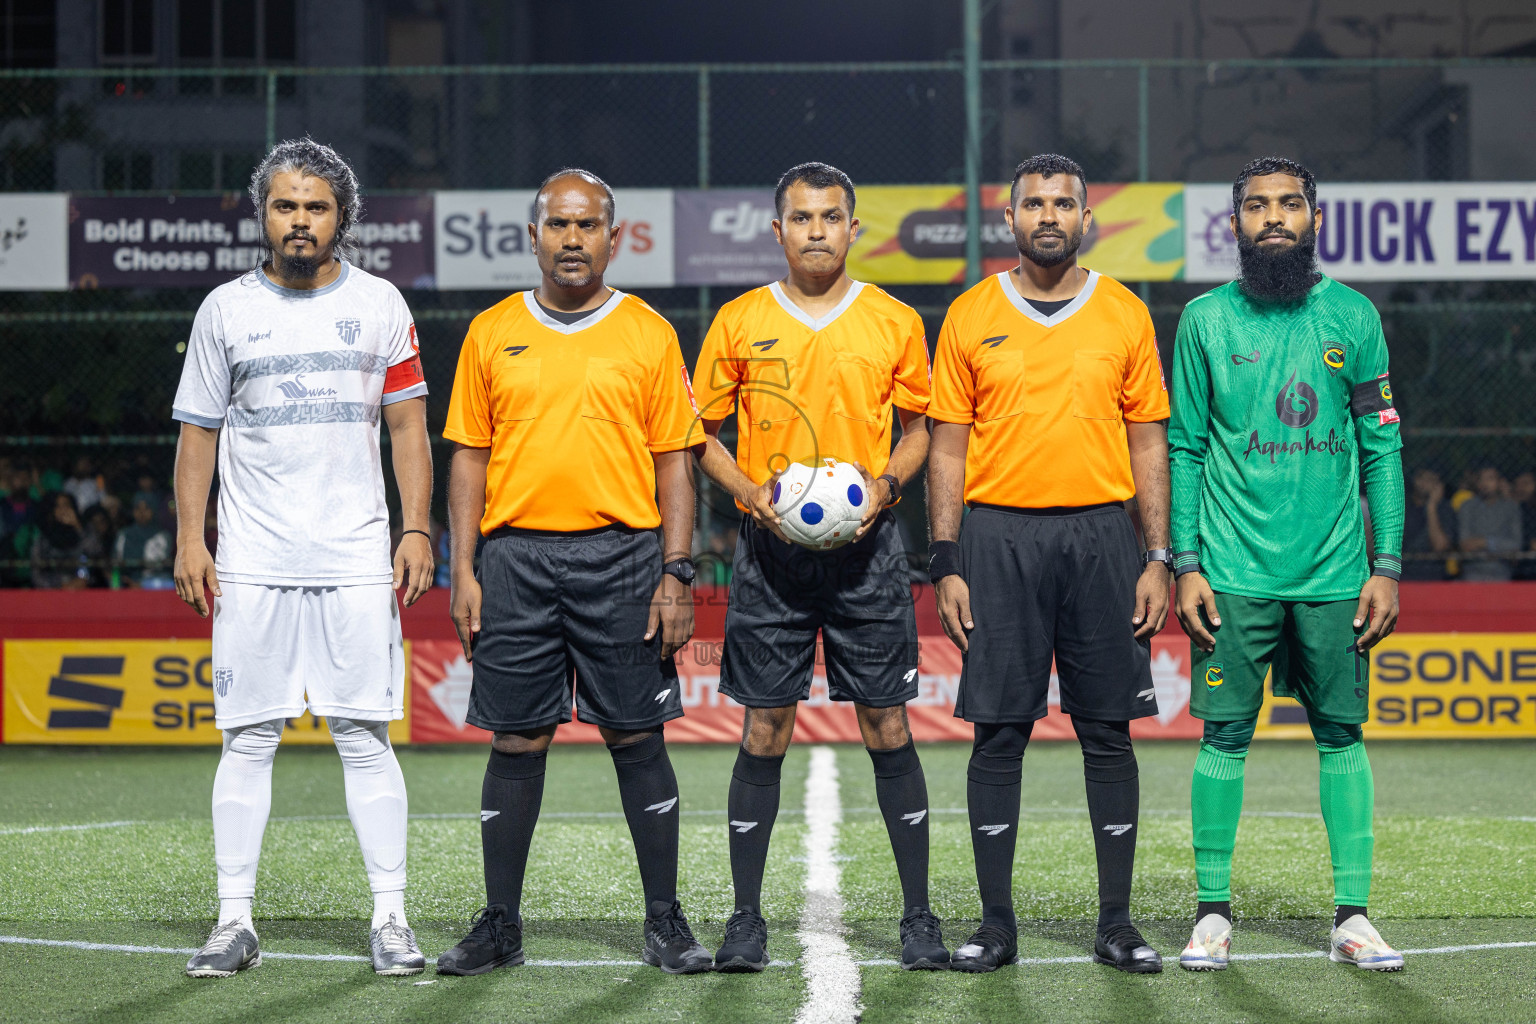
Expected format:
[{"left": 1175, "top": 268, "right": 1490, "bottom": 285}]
[{"left": 171, "top": 138, "right": 434, "bottom": 978}]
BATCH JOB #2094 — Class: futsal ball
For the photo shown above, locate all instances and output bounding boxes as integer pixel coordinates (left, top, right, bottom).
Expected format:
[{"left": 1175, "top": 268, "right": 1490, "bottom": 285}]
[{"left": 771, "top": 458, "right": 870, "bottom": 551}]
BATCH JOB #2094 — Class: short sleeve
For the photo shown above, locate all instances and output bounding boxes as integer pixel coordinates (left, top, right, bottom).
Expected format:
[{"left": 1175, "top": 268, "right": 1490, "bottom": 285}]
[
  {"left": 382, "top": 286, "right": 427, "bottom": 404},
  {"left": 891, "top": 307, "right": 932, "bottom": 415},
  {"left": 926, "top": 304, "right": 975, "bottom": 425},
  {"left": 172, "top": 294, "right": 231, "bottom": 429},
  {"left": 645, "top": 326, "right": 702, "bottom": 453},
  {"left": 1122, "top": 304, "right": 1170, "bottom": 422},
  {"left": 442, "top": 318, "right": 492, "bottom": 447},
  {"left": 690, "top": 306, "right": 742, "bottom": 421}
]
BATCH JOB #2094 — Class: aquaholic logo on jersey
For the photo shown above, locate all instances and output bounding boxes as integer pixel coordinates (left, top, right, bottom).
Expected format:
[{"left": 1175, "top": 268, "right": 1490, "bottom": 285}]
[
  {"left": 276, "top": 375, "right": 339, "bottom": 401},
  {"left": 1323, "top": 345, "right": 1346, "bottom": 376},
  {"left": 1275, "top": 372, "right": 1319, "bottom": 428},
  {"left": 334, "top": 318, "right": 362, "bottom": 346}
]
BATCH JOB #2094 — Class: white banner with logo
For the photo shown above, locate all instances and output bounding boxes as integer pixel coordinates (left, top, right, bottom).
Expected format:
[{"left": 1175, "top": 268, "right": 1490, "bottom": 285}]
[
  {"left": 433, "top": 189, "right": 674, "bottom": 290},
  {"left": 0, "top": 193, "right": 68, "bottom": 291},
  {"left": 1185, "top": 182, "right": 1536, "bottom": 282}
]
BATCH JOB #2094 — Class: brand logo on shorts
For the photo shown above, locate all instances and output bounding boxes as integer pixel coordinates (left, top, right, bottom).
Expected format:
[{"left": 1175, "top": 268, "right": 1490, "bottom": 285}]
[
  {"left": 1323, "top": 345, "right": 1346, "bottom": 375},
  {"left": 902, "top": 668, "right": 917, "bottom": 684},
  {"left": 730, "top": 820, "right": 758, "bottom": 833},
  {"left": 901, "top": 810, "right": 928, "bottom": 826},
  {"left": 645, "top": 798, "right": 678, "bottom": 815},
  {"left": 654, "top": 688, "right": 672, "bottom": 703},
  {"left": 1205, "top": 665, "right": 1224, "bottom": 688},
  {"left": 335, "top": 319, "right": 362, "bottom": 346},
  {"left": 214, "top": 668, "right": 234, "bottom": 697},
  {"left": 976, "top": 823, "right": 1011, "bottom": 837},
  {"left": 1101, "top": 823, "right": 1135, "bottom": 836},
  {"left": 1137, "top": 687, "right": 1156, "bottom": 701}
]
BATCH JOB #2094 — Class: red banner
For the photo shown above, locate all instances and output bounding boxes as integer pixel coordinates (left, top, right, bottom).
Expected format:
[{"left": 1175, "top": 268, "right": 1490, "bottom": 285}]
[{"left": 408, "top": 635, "right": 1202, "bottom": 744}]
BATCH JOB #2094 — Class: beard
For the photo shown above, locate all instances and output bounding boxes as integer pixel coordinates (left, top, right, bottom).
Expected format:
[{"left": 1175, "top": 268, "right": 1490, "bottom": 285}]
[
  {"left": 1015, "top": 223, "right": 1083, "bottom": 268},
  {"left": 1237, "top": 225, "right": 1319, "bottom": 302},
  {"left": 268, "top": 231, "right": 333, "bottom": 280}
]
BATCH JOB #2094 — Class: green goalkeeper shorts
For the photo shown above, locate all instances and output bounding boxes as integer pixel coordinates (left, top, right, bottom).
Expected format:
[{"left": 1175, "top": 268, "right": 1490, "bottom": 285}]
[{"left": 1189, "top": 591, "right": 1368, "bottom": 724}]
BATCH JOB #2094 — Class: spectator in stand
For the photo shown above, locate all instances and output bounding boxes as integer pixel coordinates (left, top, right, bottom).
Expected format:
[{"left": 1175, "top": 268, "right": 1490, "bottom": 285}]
[
  {"left": 1402, "top": 468, "right": 1457, "bottom": 581},
  {"left": 114, "top": 496, "right": 174, "bottom": 588},
  {"left": 1450, "top": 469, "right": 1477, "bottom": 513},
  {"left": 63, "top": 456, "right": 104, "bottom": 513},
  {"left": 31, "top": 491, "right": 88, "bottom": 590},
  {"left": 1514, "top": 470, "right": 1536, "bottom": 581},
  {"left": 1458, "top": 466, "right": 1522, "bottom": 582},
  {"left": 3, "top": 463, "right": 41, "bottom": 586},
  {"left": 79, "top": 504, "right": 117, "bottom": 588}
]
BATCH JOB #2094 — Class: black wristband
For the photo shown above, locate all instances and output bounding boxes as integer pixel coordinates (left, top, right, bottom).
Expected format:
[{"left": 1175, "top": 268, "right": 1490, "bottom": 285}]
[
  {"left": 928, "top": 540, "right": 962, "bottom": 581},
  {"left": 400, "top": 529, "right": 430, "bottom": 541}
]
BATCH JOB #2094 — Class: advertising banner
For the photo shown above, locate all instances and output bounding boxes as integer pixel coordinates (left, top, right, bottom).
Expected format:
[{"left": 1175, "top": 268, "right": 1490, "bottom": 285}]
[
  {"left": 2, "top": 640, "right": 410, "bottom": 745},
  {"left": 1184, "top": 182, "right": 1536, "bottom": 283},
  {"left": 434, "top": 189, "right": 674, "bottom": 290},
  {"left": 68, "top": 194, "right": 435, "bottom": 290},
  {"left": 1254, "top": 632, "right": 1536, "bottom": 740},
  {"left": 673, "top": 189, "right": 783, "bottom": 285},
  {"left": 847, "top": 183, "right": 1185, "bottom": 284},
  {"left": 410, "top": 636, "right": 1202, "bottom": 744},
  {"left": 0, "top": 193, "right": 68, "bottom": 291}
]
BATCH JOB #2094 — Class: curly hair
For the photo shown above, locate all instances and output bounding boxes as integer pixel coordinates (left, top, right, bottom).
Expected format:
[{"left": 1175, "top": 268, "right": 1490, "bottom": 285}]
[
  {"left": 249, "top": 137, "right": 363, "bottom": 263},
  {"left": 1009, "top": 153, "right": 1087, "bottom": 206},
  {"left": 1232, "top": 156, "right": 1316, "bottom": 216}
]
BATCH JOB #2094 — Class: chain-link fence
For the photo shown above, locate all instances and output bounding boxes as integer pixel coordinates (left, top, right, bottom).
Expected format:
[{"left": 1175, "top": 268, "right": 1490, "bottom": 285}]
[{"left": 3, "top": 60, "right": 1535, "bottom": 586}]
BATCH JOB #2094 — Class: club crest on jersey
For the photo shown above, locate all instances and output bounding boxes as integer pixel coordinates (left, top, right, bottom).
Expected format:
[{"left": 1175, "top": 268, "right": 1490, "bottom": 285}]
[
  {"left": 334, "top": 319, "right": 362, "bottom": 347},
  {"left": 1379, "top": 380, "right": 1392, "bottom": 403},
  {"left": 1205, "top": 665, "right": 1224, "bottom": 688},
  {"left": 1323, "top": 345, "right": 1346, "bottom": 375}
]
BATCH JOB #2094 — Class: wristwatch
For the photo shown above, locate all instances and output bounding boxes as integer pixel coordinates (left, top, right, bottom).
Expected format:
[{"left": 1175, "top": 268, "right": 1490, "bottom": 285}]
[
  {"left": 876, "top": 473, "right": 902, "bottom": 507},
  {"left": 1142, "top": 548, "right": 1173, "bottom": 570},
  {"left": 662, "top": 557, "right": 696, "bottom": 586}
]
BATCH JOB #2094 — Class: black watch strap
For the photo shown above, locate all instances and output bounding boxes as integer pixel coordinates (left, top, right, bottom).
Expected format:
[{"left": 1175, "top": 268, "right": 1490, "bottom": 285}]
[
  {"left": 662, "top": 557, "right": 696, "bottom": 586},
  {"left": 1143, "top": 547, "right": 1173, "bottom": 569},
  {"left": 877, "top": 473, "right": 901, "bottom": 507}
]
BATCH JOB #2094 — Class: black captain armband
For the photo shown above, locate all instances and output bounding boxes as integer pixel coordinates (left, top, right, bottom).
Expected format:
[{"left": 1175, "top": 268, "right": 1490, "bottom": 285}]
[
  {"left": 1351, "top": 373, "right": 1398, "bottom": 424},
  {"left": 928, "top": 541, "right": 962, "bottom": 582}
]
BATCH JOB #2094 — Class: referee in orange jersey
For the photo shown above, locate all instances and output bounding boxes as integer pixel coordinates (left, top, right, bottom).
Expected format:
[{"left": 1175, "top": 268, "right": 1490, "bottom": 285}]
[
  {"left": 926, "top": 154, "right": 1172, "bottom": 974},
  {"left": 690, "top": 163, "right": 948, "bottom": 972},
  {"left": 435, "top": 169, "right": 711, "bottom": 977}
]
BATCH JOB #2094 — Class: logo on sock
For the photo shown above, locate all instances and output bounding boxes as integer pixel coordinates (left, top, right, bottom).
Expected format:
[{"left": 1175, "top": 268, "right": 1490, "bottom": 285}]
[
  {"left": 901, "top": 809, "right": 928, "bottom": 825},
  {"left": 480, "top": 810, "right": 500, "bottom": 822},
  {"left": 730, "top": 820, "right": 758, "bottom": 833},
  {"left": 645, "top": 797, "right": 678, "bottom": 814},
  {"left": 654, "top": 688, "right": 672, "bottom": 703},
  {"left": 1101, "top": 823, "right": 1134, "bottom": 836},
  {"left": 976, "top": 823, "right": 1011, "bottom": 837}
]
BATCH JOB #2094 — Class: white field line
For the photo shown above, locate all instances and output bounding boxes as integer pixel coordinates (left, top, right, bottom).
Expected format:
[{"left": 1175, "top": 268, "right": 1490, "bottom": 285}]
[
  {"left": 793, "top": 745, "right": 860, "bottom": 1024},
  {"left": 2, "top": 933, "right": 1530, "bottom": 968}
]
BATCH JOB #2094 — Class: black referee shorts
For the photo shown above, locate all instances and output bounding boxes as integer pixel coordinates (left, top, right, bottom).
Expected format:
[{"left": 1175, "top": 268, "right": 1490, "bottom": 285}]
[
  {"left": 466, "top": 525, "right": 683, "bottom": 733},
  {"left": 719, "top": 510, "right": 920, "bottom": 709},
  {"left": 955, "top": 503, "right": 1157, "bottom": 724}
]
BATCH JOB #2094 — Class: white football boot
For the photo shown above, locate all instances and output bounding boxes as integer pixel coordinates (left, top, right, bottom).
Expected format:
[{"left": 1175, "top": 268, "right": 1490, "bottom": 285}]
[
  {"left": 1329, "top": 914, "right": 1404, "bottom": 971},
  {"left": 1178, "top": 913, "right": 1231, "bottom": 971},
  {"left": 186, "top": 919, "right": 261, "bottom": 978}
]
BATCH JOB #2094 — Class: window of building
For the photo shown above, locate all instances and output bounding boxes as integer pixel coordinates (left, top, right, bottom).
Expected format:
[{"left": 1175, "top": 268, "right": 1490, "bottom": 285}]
[
  {"left": 101, "top": 0, "right": 154, "bottom": 63},
  {"left": 177, "top": 0, "right": 297, "bottom": 95},
  {"left": 2, "top": 0, "right": 56, "bottom": 68},
  {"left": 103, "top": 152, "right": 155, "bottom": 191}
]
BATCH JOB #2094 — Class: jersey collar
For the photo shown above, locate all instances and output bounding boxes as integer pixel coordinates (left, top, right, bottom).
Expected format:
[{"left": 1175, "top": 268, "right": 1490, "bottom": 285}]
[
  {"left": 257, "top": 259, "right": 350, "bottom": 298},
  {"left": 767, "top": 279, "right": 866, "bottom": 332},
  {"left": 996, "top": 268, "right": 1099, "bottom": 327},
  {"left": 522, "top": 287, "right": 626, "bottom": 335}
]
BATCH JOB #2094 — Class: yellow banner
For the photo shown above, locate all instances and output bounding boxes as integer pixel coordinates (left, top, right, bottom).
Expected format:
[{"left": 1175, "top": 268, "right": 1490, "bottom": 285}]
[
  {"left": 846, "top": 182, "right": 1184, "bottom": 284},
  {"left": 1254, "top": 633, "right": 1536, "bottom": 739},
  {"left": 2, "top": 640, "right": 409, "bottom": 745}
]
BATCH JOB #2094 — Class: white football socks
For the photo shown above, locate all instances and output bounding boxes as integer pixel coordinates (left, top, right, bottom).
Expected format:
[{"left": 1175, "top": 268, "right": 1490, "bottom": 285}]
[
  {"left": 211, "top": 719, "right": 284, "bottom": 924},
  {"left": 328, "top": 717, "right": 410, "bottom": 929}
]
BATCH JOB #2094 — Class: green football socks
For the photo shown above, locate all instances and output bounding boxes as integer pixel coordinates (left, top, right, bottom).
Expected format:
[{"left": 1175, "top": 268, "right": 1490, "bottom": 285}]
[
  {"left": 1191, "top": 742, "right": 1248, "bottom": 904},
  {"left": 1317, "top": 740, "right": 1375, "bottom": 908}
]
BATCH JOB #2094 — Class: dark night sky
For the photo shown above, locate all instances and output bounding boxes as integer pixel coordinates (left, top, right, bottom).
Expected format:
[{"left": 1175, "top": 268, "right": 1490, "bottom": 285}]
[{"left": 523, "top": 1, "right": 965, "bottom": 63}]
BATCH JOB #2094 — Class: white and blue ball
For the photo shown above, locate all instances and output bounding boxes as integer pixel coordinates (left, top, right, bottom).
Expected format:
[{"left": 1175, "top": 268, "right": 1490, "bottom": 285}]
[{"left": 770, "top": 460, "right": 870, "bottom": 551}]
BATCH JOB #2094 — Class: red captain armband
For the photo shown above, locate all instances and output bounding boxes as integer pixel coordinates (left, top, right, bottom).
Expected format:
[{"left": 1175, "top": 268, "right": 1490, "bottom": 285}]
[{"left": 384, "top": 354, "right": 426, "bottom": 394}]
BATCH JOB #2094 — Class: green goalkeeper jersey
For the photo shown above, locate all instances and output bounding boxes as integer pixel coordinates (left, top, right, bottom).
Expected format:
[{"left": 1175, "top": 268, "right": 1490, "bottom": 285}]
[{"left": 1169, "top": 276, "right": 1405, "bottom": 601}]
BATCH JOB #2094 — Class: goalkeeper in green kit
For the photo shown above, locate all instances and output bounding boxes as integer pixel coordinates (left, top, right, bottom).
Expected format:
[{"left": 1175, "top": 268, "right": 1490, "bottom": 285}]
[{"left": 1169, "top": 157, "right": 1405, "bottom": 972}]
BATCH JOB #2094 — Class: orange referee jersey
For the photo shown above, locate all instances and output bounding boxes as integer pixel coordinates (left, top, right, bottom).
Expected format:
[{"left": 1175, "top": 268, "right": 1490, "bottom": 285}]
[
  {"left": 692, "top": 281, "right": 930, "bottom": 502},
  {"left": 444, "top": 290, "right": 698, "bottom": 533},
  {"left": 929, "top": 270, "right": 1168, "bottom": 508}
]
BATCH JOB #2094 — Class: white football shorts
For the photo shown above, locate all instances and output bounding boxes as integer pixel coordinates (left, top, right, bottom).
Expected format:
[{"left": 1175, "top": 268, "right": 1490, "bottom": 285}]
[{"left": 210, "top": 581, "right": 404, "bottom": 730}]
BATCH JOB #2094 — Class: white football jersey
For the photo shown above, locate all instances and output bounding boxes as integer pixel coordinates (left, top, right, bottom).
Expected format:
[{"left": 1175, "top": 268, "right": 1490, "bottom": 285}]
[{"left": 172, "top": 262, "right": 427, "bottom": 586}]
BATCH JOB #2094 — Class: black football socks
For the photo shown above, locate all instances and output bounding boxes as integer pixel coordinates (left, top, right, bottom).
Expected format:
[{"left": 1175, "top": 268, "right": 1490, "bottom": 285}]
[
  {"left": 867, "top": 742, "right": 932, "bottom": 912},
  {"left": 481, "top": 748, "right": 548, "bottom": 918},
  {"left": 967, "top": 723, "right": 1031, "bottom": 931},
  {"left": 609, "top": 732, "right": 681, "bottom": 908},
  {"left": 726, "top": 748, "right": 784, "bottom": 913},
  {"left": 1074, "top": 718, "right": 1140, "bottom": 931}
]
